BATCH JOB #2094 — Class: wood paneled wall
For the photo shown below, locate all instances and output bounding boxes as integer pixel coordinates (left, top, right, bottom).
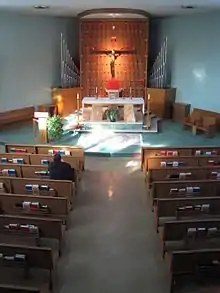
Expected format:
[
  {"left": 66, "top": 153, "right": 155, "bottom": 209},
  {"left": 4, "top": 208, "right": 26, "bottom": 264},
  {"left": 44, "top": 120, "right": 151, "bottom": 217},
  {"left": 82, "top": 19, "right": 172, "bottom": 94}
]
[
  {"left": 52, "top": 88, "right": 82, "bottom": 118},
  {"left": 80, "top": 19, "right": 148, "bottom": 97}
]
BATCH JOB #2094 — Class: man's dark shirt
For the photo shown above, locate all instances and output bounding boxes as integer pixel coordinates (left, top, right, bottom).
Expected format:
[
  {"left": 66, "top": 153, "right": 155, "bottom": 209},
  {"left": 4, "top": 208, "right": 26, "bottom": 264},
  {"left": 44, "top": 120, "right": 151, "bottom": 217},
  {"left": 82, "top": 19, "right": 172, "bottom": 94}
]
[{"left": 49, "top": 161, "right": 74, "bottom": 181}]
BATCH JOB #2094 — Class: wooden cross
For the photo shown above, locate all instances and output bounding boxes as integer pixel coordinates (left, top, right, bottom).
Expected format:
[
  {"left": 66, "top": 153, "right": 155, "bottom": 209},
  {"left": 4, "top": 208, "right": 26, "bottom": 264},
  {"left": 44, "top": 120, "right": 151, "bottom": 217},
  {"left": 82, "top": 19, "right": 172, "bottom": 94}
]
[{"left": 91, "top": 46, "right": 136, "bottom": 78}]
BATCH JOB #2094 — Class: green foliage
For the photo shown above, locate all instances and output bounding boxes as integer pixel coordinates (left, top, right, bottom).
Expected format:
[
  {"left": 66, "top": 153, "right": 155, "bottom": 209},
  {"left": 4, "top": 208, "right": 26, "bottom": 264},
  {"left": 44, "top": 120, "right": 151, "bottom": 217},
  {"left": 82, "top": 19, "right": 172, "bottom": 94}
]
[
  {"left": 47, "top": 115, "right": 63, "bottom": 140},
  {"left": 105, "top": 107, "right": 119, "bottom": 122}
]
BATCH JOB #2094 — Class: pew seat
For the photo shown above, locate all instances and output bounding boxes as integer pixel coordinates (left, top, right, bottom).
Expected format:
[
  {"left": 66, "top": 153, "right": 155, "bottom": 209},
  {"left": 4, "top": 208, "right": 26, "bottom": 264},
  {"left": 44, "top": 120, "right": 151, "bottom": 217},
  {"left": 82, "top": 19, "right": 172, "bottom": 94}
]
[
  {"left": 154, "top": 197, "right": 220, "bottom": 232},
  {"left": 0, "top": 193, "right": 70, "bottom": 227},
  {"left": 0, "top": 215, "right": 65, "bottom": 256},
  {"left": 160, "top": 219, "right": 220, "bottom": 258},
  {"left": 0, "top": 244, "right": 57, "bottom": 291},
  {"left": 168, "top": 248, "right": 220, "bottom": 293}
]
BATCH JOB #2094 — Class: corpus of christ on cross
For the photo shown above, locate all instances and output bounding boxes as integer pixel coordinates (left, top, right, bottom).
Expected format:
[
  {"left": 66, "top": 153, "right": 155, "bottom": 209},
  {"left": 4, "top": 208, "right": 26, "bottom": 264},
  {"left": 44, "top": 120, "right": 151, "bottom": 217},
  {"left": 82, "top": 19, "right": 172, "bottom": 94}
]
[{"left": 91, "top": 36, "right": 136, "bottom": 78}]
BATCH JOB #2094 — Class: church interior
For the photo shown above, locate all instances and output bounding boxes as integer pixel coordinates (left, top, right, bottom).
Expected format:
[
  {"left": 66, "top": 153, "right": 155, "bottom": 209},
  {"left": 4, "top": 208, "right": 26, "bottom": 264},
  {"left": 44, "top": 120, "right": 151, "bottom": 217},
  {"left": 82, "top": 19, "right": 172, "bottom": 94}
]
[{"left": 1, "top": 1, "right": 220, "bottom": 293}]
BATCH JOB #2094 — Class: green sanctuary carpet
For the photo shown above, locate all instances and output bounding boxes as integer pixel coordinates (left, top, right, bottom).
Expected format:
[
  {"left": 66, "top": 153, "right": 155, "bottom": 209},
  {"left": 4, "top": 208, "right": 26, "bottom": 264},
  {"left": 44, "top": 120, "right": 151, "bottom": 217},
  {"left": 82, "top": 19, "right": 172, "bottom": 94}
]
[{"left": 1, "top": 120, "right": 220, "bottom": 156}]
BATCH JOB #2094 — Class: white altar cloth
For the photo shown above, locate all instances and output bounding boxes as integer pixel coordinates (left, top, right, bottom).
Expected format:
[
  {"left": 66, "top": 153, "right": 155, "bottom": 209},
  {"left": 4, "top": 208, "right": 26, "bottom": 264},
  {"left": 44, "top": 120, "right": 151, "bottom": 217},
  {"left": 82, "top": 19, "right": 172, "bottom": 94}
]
[
  {"left": 82, "top": 97, "right": 144, "bottom": 106},
  {"left": 82, "top": 97, "right": 145, "bottom": 123}
]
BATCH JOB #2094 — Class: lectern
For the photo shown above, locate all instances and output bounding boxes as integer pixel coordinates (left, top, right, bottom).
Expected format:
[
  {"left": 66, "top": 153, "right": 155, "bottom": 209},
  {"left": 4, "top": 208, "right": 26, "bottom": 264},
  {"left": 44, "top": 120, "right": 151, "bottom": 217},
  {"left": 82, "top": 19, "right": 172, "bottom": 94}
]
[{"left": 33, "top": 112, "right": 49, "bottom": 143}]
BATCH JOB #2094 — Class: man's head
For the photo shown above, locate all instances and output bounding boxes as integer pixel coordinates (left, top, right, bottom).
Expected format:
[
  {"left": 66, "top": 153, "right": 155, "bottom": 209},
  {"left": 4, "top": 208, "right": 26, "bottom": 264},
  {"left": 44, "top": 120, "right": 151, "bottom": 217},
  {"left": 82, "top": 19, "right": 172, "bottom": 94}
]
[{"left": 53, "top": 153, "right": 62, "bottom": 163}]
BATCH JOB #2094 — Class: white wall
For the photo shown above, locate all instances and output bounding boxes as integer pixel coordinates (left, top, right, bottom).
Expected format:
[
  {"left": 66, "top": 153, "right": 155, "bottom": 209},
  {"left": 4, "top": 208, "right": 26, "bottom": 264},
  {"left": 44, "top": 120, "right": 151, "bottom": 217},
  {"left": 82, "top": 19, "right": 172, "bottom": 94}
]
[
  {"left": 151, "top": 12, "right": 220, "bottom": 112},
  {"left": 0, "top": 12, "right": 78, "bottom": 112}
]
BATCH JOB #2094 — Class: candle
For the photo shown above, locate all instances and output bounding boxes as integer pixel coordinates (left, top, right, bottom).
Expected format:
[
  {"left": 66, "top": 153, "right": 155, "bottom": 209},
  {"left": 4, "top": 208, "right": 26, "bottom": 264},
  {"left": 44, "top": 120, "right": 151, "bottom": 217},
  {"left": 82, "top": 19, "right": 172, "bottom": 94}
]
[
  {"left": 95, "top": 87, "right": 98, "bottom": 95},
  {"left": 77, "top": 93, "right": 79, "bottom": 100},
  {"left": 130, "top": 87, "right": 132, "bottom": 97},
  {"left": 148, "top": 94, "right": 151, "bottom": 100}
]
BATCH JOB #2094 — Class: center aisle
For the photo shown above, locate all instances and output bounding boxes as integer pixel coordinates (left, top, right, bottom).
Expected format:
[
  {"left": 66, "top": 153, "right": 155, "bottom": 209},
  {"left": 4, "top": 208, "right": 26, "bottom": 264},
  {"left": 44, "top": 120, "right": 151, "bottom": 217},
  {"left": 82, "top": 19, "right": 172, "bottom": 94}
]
[{"left": 57, "top": 158, "right": 169, "bottom": 293}]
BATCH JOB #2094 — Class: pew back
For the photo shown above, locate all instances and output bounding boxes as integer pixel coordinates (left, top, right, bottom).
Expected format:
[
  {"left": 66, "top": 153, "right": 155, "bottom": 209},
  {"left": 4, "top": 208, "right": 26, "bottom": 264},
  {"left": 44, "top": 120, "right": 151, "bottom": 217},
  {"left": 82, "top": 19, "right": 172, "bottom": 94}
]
[
  {"left": 0, "top": 243, "right": 53, "bottom": 269},
  {"left": 163, "top": 218, "right": 220, "bottom": 242},
  {"left": 5, "top": 144, "right": 35, "bottom": 154},
  {"left": 0, "top": 193, "right": 69, "bottom": 218},
  {"left": 0, "top": 153, "right": 30, "bottom": 165},
  {"left": 0, "top": 215, "right": 63, "bottom": 243},
  {"left": 156, "top": 197, "right": 220, "bottom": 219},
  {"left": 148, "top": 166, "right": 220, "bottom": 185},
  {"left": 151, "top": 179, "right": 218, "bottom": 201},
  {"left": 5, "top": 177, "right": 74, "bottom": 202},
  {"left": 5, "top": 144, "right": 84, "bottom": 170},
  {"left": 142, "top": 146, "right": 220, "bottom": 172},
  {"left": 148, "top": 166, "right": 206, "bottom": 185},
  {"left": 147, "top": 156, "right": 199, "bottom": 170},
  {"left": 171, "top": 248, "right": 220, "bottom": 275},
  {"left": 0, "top": 164, "right": 22, "bottom": 178},
  {"left": 20, "top": 165, "right": 49, "bottom": 179},
  {"left": 29, "top": 154, "right": 81, "bottom": 171}
]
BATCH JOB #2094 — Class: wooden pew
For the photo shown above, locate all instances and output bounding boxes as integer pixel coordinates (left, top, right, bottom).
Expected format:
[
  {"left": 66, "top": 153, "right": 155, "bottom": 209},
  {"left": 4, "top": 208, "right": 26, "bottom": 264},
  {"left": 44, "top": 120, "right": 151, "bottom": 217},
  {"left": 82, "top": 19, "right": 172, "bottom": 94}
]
[
  {"left": 155, "top": 197, "right": 220, "bottom": 232},
  {"left": 148, "top": 166, "right": 220, "bottom": 186},
  {"left": 20, "top": 165, "right": 50, "bottom": 180},
  {"left": 146, "top": 156, "right": 199, "bottom": 170},
  {"left": 29, "top": 154, "right": 81, "bottom": 174},
  {"left": 0, "top": 214, "right": 64, "bottom": 256},
  {"left": 141, "top": 146, "right": 220, "bottom": 172},
  {"left": 0, "top": 193, "right": 69, "bottom": 226},
  {"left": 0, "top": 243, "right": 56, "bottom": 291},
  {"left": 0, "top": 153, "right": 30, "bottom": 165},
  {"left": 0, "top": 178, "right": 12, "bottom": 193},
  {"left": 0, "top": 164, "right": 22, "bottom": 178},
  {"left": 148, "top": 166, "right": 203, "bottom": 187},
  {"left": 0, "top": 177, "right": 74, "bottom": 205},
  {"left": 198, "top": 156, "right": 220, "bottom": 167},
  {"left": 151, "top": 179, "right": 220, "bottom": 206},
  {"left": 5, "top": 145, "right": 36, "bottom": 154},
  {"left": 161, "top": 218, "right": 220, "bottom": 258},
  {"left": 5, "top": 144, "right": 85, "bottom": 171},
  {"left": 169, "top": 248, "right": 220, "bottom": 293},
  {"left": 0, "top": 163, "right": 78, "bottom": 184},
  {"left": 0, "top": 284, "right": 41, "bottom": 293},
  {"left": 35, "top": 145, "right": 84, "bottom": 171}
]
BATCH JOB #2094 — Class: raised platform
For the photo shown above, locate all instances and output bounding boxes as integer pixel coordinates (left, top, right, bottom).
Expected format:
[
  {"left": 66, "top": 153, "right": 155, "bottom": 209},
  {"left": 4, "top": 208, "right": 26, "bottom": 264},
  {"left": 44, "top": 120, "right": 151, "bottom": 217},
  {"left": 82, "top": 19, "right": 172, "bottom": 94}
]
[
  {"left": 63, "top": 113, "right": 160, "bottom": 134},
  {"left": 79, "top": 117, "right": 159, "bottom": 133}
]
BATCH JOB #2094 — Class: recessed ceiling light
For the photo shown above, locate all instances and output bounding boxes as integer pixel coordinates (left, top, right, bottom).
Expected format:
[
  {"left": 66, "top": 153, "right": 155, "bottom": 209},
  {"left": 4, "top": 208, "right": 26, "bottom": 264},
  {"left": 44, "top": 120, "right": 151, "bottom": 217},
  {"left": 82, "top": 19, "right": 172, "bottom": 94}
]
[
  {"left": 34, "top": 5, "right": 49, "bottom": 9},
  {"left": 109, "top": 13, "right": 121, "bottom": 18},
  {"left": 181, "top": 5, "right": 196, "bottom": 9}
]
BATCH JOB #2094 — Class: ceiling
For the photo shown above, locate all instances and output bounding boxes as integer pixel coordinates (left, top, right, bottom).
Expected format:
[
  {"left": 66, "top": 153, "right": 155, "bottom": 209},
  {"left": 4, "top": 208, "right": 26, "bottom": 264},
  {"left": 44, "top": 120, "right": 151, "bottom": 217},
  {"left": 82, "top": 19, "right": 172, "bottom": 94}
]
[{"left": 0, "top": 0, "right": 219, "bottom": 17}]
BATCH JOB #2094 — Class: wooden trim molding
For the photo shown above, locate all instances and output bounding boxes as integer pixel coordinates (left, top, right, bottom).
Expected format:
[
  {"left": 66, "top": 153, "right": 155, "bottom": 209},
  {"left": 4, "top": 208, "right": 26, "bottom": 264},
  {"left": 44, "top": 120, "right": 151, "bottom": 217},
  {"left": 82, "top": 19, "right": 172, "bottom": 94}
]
[
  {"left": 0, "top": 106, "right": 34, "bottom": 126},
  {"left": 78, "top": 8, "right": 150, "bottom": 18}
]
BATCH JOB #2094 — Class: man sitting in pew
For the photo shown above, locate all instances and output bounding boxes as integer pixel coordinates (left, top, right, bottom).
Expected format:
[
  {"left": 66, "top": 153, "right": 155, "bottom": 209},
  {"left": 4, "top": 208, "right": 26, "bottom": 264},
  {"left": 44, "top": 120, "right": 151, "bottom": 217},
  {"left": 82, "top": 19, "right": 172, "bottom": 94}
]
[{"left": 49, "top": 154, "right": 74, "bottom": 181}]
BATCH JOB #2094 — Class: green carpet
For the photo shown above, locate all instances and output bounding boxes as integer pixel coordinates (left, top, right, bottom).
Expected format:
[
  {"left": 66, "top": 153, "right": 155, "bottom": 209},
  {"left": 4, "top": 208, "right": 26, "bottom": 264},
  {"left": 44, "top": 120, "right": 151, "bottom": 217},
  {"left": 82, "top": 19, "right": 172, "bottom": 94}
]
[{"left": 1, "top": 120, "right": 220, "bottom": 155}]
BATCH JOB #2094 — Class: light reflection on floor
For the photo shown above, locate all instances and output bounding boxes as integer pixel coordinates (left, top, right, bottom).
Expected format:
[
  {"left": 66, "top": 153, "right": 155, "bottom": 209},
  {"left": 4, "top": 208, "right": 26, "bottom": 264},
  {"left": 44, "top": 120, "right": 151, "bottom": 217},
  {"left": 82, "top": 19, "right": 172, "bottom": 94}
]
[{"left": 76, "top": 131, "right": 141, "bottom": 153}]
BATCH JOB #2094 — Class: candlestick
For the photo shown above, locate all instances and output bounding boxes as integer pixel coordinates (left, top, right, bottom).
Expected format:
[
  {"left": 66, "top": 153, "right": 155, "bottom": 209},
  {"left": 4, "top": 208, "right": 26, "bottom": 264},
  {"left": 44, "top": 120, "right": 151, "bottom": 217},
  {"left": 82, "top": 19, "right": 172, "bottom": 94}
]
[
  {"left": 76, "top": 93, "right": 80, "bottom": 125},
  {"left": 130, "top": 87, "right": 132, "bottom": 97},
  {"left": 95, "top": 86, "right": 98, "bottom": 98},
  {"left": 146, "top": 93, "right": 151, "bottom": 129}
]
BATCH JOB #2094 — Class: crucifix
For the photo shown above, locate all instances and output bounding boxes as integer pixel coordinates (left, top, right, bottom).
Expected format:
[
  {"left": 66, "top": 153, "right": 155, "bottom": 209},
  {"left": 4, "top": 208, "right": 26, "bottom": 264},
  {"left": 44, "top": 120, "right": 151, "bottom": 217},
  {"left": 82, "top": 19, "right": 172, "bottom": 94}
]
[{"left": 91, "top": 37, "right": 135, "bottom": 78}]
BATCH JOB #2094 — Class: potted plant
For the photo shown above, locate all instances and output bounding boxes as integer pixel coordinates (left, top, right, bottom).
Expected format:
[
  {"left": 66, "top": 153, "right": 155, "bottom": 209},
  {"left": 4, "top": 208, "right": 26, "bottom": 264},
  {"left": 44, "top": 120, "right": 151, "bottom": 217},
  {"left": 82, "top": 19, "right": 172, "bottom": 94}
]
[
  {"left": 47, "top": 115, "right": 64, "bottom": 141},
  {"left": 106, "top": 107, "right": 119, "bottom": 122}
]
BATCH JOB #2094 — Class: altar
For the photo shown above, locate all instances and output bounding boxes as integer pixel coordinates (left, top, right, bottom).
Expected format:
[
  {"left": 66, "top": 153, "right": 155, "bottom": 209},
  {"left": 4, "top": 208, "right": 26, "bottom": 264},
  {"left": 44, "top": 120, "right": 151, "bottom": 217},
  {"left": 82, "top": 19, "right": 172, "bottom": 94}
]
[{"left": 82, "top": 97, "right": 145, "bottom": 123}]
